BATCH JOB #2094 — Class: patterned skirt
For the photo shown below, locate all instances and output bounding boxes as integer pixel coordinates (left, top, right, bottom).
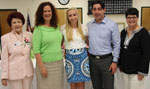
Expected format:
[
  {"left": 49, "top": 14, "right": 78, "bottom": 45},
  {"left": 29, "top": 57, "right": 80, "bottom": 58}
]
[{"left": 65, "top": 48, "right": 90, "bottom": 83}]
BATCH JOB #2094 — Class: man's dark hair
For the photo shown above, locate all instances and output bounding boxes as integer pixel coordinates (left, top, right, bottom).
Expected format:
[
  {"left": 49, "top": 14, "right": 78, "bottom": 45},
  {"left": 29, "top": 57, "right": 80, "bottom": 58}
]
[
  {"left": 125, "top": 8, "right": 139, "bottom": 18},
  {"left": 92, "top": 0, "right": 105, "bottom": 9}
]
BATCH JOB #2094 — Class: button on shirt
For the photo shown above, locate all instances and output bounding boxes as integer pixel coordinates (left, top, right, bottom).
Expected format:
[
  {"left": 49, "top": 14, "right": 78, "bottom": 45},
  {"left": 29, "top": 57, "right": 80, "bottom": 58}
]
[{"left": 87, "top": 17, "right": 120, "bottom": 62}]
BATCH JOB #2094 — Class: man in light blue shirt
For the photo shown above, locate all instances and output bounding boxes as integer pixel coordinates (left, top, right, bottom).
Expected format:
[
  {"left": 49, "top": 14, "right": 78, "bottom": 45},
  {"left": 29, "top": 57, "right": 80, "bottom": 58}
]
[{"left": 87, "top": 1, "right": 120, "bottom": 89}]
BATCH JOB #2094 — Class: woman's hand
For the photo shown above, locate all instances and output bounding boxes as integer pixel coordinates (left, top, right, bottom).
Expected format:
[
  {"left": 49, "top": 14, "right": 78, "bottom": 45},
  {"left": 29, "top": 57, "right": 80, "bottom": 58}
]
[
  {"left": 35, "top": 54, "right": 48, "bottom": 78},
  {"left": 1, "top": 79, "right": 7, "bottom": 86},
  {"left": 137, "top": 74, "right": 144, "bottom": 81},
  {"left": 40, "top": 66, "right": 48, "bottom": 78}
]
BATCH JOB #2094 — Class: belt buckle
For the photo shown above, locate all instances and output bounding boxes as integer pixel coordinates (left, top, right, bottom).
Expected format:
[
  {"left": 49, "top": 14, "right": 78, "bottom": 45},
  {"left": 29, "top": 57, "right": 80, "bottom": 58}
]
[{"left": 96, "top": 56, "right": 100, "bottom": 59}]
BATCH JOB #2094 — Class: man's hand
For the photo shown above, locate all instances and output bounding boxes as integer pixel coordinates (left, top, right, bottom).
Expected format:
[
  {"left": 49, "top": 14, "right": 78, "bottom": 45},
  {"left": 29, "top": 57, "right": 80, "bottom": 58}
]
[{"left": 109, "top": 62, "right": 117, "bottom": 74}]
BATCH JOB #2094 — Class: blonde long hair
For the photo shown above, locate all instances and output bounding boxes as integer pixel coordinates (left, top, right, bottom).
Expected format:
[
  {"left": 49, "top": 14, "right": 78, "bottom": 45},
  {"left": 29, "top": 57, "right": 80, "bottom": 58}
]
[{"left": 65, "top": 8, "right": 85, "bottom": 41}]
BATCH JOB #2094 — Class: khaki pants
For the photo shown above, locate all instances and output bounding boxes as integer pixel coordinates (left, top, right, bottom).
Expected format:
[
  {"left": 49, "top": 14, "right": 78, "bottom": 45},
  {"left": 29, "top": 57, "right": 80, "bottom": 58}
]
[{"left": 8, "top": 76, "right": 33, "bottom": 89}]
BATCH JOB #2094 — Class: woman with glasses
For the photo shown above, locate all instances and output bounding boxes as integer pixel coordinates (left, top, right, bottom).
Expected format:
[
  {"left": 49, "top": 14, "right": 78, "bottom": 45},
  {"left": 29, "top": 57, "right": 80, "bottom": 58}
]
[{"left": 118, "top": 8, "right": 150, "bottom": 89}]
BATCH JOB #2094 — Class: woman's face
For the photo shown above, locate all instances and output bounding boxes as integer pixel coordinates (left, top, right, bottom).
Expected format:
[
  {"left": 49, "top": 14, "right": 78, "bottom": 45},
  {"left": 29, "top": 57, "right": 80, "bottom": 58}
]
[
  {"left": 67, "top": 10, "right": 78, "bottom": 25},
  {"left": 43, "top": 5, "right": 52, "bottom": 22},
  {"left": 11, "top": 18, "right": 23, "bottom": 33},
  {"left": 126, "top": 15, "right": 138, "bottom": 27}
]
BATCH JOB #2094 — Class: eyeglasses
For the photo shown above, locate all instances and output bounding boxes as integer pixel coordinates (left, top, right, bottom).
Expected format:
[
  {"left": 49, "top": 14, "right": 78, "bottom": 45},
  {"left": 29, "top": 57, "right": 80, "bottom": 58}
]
[{"left": 127, "top": 16, "right": 137, "bottom": 20}]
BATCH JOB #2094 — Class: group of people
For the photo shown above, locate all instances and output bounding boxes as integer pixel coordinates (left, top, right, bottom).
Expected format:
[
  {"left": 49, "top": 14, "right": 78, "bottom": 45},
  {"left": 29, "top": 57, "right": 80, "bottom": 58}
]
[{"left": 1, "top": 1, "right": 150, "bottom": 89}]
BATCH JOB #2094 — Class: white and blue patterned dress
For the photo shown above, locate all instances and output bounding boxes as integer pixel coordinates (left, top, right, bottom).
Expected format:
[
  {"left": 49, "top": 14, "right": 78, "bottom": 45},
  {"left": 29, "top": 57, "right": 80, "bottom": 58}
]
[
  {"left": 65, "top": 48, "right": 90, "bottom": 83},
  {"left": 60, "top": 24, "right": 90, "bottom": 83}
]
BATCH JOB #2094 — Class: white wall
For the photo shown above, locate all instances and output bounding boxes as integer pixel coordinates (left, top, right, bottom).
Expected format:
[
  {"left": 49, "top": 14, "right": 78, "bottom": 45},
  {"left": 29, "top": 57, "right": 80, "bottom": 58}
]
[
  {"left": 28, "top": 0, "right": 89, "bottom": 27},
  {"left": 0, "top": 0, "right": 150, "bottom": 28},
  {"left": 132, "top": 0, "right": 150, "bottom": 25}
]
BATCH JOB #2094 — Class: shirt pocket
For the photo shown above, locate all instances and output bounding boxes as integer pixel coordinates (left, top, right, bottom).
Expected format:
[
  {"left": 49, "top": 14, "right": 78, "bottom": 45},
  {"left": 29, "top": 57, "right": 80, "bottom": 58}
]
[{"left": 97, "top": 27, "right": 111, "bottom": 39}]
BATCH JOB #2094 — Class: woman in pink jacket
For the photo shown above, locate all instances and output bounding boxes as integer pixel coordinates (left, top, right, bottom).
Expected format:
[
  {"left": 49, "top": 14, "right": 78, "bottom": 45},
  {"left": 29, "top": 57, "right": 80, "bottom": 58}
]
[{"left": 1, "top": 12, "right": 34, "bottom": 89}]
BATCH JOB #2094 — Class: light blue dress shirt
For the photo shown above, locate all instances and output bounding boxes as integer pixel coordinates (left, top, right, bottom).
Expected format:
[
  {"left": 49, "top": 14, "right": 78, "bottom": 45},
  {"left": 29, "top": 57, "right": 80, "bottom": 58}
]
[{"left": 87, "top": 17, "right": 120, "bottom": 62}]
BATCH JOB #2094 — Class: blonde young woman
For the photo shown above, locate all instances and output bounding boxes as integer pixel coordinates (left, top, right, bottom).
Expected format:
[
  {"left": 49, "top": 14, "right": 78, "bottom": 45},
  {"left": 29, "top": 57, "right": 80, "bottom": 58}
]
[{"left": 60, "top": 8, "right": 90, "bottom": 89}]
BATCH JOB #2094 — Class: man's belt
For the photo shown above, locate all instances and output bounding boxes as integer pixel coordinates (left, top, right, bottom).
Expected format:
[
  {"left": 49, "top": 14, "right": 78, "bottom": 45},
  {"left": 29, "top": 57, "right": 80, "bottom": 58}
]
[{"left": 90, "top": 53, "right": 112, "bottom": 59}]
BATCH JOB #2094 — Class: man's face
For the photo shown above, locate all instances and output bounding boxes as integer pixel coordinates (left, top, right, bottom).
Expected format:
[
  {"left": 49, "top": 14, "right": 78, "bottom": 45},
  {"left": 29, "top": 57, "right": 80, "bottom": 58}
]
[{"left": 92, "top": 4, "right": 105, "bottom": 22}]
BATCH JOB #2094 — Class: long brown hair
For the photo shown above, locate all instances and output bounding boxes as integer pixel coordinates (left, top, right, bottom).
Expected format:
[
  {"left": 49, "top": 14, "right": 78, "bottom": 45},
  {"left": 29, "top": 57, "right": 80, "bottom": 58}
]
[{"left": 35, "top": 1, "right": 58, "bottom": 28}]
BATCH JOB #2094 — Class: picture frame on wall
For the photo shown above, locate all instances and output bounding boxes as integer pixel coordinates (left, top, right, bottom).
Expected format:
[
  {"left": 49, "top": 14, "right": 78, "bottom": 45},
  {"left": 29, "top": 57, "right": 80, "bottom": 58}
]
[
  {"left": 141, "top": 7, "right": 150, "bottom": 31},
  {"left": 56, "top": 8, "right": 83, "bottom": 27},
  {"left": 87, "top": 1, "right": 93, "bottom": 15},
  {"left": 87, "top": 0, "right": 132, "bottom": 15}
]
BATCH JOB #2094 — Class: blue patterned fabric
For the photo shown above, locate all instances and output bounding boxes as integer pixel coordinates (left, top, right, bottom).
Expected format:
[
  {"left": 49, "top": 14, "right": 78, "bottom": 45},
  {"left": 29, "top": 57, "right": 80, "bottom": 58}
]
[{"left": 65, "top": 48, "right": 90, "bottom": 83}]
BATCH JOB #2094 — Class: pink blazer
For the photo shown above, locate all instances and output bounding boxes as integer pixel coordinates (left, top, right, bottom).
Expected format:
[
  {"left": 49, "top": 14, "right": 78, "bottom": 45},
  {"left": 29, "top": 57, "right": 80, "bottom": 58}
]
[{"left": 1, "top": 31, "right": 34, "bottom": 80}]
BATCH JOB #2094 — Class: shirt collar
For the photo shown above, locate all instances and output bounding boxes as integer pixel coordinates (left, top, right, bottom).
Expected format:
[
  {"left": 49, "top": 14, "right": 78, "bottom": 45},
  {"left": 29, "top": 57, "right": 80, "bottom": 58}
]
[
  {"left": 92, "top": 16, "right": 107, "bottom": 24},
  {"left": 125, "top": 26, "right": 143, "bottom": 34}
]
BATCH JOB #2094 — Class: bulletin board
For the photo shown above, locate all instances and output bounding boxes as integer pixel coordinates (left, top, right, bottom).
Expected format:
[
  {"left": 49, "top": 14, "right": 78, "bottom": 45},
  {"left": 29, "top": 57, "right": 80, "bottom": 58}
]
[
  {"left": 88, "top": 0, "right": 132, "bottom": 15},
  {"left": 56, "top": 8, "right": 82, "bottom": 27},
  {"left": 141, "top": 7, "right": 150, "bottom": 30}
]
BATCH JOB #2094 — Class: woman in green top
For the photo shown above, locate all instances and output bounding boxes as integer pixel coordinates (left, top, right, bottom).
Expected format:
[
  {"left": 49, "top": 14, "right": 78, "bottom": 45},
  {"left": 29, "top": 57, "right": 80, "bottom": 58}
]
[{"left": 32, "top": 2, "right": 64, "bottom": 89}]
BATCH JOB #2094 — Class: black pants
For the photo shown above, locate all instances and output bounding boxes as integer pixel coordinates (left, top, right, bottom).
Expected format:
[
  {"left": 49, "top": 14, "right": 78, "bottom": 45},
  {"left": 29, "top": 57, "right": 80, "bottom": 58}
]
[{"left": 89, "top": 54, "right": 114, "bottom": 89}]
